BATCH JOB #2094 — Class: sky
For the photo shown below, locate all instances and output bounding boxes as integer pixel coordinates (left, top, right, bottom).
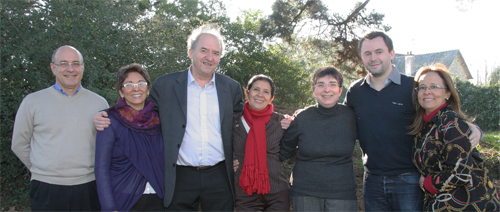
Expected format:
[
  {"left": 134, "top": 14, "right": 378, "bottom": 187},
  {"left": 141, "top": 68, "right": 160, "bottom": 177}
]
[{"left": 222, "top": 0, "right": 499, "bottom": 84}]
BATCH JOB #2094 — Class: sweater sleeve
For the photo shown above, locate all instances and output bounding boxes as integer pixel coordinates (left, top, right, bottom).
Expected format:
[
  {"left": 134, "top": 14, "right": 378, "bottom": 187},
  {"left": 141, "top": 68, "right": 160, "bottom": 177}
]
[
  {"left": 11, "top": 98, "right": 34, "bottom": 169},
  {"left": 430, "top": 114, "right": 474, "bottom": 193},
  {"left": 279, "top": 114, "right": 299, "bottom": 162},
  {"left": 95, "top": 119, "right": 118, "bottom": 211}
]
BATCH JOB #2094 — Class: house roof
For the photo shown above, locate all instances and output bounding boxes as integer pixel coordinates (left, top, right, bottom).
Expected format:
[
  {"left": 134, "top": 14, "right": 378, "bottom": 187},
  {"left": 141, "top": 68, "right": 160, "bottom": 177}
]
[{"left": 393, "top": 50, "right": 472, "bottom": 79}]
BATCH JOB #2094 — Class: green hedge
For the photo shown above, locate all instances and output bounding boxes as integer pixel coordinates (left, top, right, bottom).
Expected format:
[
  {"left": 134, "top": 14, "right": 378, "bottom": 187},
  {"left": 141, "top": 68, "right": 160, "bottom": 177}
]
[{"left": 456, "top": 80, "right": 500, "bottom": 131}]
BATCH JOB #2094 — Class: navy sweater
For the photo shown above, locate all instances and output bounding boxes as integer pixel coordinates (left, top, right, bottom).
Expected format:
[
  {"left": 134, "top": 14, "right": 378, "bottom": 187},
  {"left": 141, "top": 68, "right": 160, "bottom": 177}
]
[{"left": 345, "top": 74, "right": 417, "bottom": 176}]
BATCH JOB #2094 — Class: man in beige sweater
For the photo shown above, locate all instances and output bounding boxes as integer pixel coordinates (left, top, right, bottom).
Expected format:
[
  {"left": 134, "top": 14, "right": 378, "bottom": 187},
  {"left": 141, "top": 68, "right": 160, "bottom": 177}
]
[{"left": 11, "top": 45, "right": 108, "bottom": 211}]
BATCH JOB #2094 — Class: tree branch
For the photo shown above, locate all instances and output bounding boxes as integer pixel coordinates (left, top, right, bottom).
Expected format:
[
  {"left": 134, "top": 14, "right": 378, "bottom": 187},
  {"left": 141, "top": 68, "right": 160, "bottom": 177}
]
[{"left": 337, "top": 0, "right": 370, "bottom": 26}]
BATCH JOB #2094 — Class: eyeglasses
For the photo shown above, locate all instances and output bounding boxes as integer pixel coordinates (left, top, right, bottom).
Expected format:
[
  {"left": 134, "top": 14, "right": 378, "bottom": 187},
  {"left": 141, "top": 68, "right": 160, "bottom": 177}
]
[
  {"left": 415, "top": 85, "right": 447, "bottom": 92},
  {"left": 123, "top": 82, "right": 148, "bottom": 90},
  {"left": 53, "top": 62, "right": 83, "bottom": 69},
  {"left": 315, "top": 83, "right": 338, "bottom": 89}
]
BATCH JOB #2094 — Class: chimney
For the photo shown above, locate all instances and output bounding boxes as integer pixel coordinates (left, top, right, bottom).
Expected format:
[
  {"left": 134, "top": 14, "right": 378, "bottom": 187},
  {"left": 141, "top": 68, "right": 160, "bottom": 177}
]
[{"left": 405, "top": 55, "right": 414, "bottom": 76}]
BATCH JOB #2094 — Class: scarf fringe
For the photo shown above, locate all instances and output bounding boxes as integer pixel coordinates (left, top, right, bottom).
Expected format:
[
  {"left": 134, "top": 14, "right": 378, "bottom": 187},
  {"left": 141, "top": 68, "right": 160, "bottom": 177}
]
[{"left": 239, "top": 164, "right": 270, "bottom": 195}]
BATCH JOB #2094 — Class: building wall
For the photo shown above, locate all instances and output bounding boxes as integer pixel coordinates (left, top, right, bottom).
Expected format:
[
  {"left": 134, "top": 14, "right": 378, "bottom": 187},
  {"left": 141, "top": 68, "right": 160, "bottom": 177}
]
[{"left": 449, "top": 57, "right": 468, "bottom": 81}]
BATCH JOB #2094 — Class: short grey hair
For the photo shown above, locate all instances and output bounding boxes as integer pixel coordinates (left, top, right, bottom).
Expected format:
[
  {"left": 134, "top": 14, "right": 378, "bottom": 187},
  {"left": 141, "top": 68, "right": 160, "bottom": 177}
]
[
  {"left": 186, "top": 23, "right": 225, "bottom": 57},
  {"left": 51, "top": 45, "right": 84, "bottom": 63}
]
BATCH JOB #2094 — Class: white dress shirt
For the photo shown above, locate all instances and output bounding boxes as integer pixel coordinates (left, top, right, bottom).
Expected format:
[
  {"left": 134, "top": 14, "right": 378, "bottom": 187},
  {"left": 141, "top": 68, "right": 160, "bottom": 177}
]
[{"left": 176, "top": 69, "right": 224, "bottom": 166}]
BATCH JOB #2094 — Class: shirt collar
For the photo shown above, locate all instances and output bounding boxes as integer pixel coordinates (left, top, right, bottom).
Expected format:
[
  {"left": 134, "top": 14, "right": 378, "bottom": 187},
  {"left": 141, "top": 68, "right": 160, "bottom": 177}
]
[
  {"left": 53, "top": 82, "right": 82, "bottom": 97},
  {"left": 363, "top": 64, "right": 402, "bottom": 87},
  {"left": 187, "top": 67, "right": 216, "bottom": 87}
]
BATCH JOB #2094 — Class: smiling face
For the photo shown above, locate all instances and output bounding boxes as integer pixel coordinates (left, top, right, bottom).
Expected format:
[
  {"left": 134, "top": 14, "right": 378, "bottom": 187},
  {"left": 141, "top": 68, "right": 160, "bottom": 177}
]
[
  {"left": 245, "top": 80, "right": 274, "bottom": 111},
  {"left": 50, "top": 47, "right": 84, "bottom": 95},
  {"left": 313, "top": 75, "right": 343, "bottom": 108},
  {"left": 119, "top": 71, "right": 149, "bottom": 111},
  {"left": 417, "top": 71, "right": 451, "bottom": 114},
  {"left": 188, "top": 33, "right": 221, "bottom": 80},
  {"left": 360, "top": 36, "right": 395, "bottom": 78}
]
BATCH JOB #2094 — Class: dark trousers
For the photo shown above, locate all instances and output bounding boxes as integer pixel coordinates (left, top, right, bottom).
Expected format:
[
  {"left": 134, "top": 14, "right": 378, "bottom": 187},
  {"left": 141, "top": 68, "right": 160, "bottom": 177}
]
[
  {"left": 130, "top": 194, "right": 165, "bottom": 211},
  {"left": 30, "top": 180, "right": 101, "bottom": 211},
  {"left": 236, "top": 188, "right": 290, "bottom": 212},
  {"left": 166, "top": 161, "right": 234, "bottom": 211}
]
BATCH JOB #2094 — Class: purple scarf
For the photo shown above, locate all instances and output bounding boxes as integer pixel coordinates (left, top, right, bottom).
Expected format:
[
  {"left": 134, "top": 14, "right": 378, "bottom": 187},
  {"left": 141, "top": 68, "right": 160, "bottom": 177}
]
[{"left": 106, "top": 98, "right": 161, "bottom": 135}]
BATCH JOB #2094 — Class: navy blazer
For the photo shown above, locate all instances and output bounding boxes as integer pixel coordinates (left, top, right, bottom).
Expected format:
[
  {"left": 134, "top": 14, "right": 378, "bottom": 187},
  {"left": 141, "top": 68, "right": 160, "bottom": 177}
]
[{"left": 149, "top": 69, "right": 244, "bottom": 207}]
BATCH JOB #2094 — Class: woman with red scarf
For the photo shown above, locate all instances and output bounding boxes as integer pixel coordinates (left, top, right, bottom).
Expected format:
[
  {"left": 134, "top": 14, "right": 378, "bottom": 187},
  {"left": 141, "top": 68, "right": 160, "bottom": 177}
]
[
  {"left": 409, "top": 64, "right": 499, "bottom": 212},
  {"left": 232, "top": 74, "right": 290, "bottom": 211},
  {"left": 95, "top": 63, "right": 164, "bottom": 211}
]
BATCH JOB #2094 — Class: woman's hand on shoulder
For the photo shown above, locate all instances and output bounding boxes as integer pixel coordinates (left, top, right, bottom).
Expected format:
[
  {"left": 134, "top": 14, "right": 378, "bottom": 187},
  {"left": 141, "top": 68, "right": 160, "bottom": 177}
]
[{"left": 281, "top": 115, "right": 292, "bottom": 130}]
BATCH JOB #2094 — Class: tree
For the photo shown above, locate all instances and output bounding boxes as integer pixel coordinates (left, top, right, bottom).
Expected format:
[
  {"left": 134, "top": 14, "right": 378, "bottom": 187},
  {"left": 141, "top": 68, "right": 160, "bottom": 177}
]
[
  {"left": 489, "top": 66, "right": 500, "bottom": 86},
  {"left": 260, "top": 0, "right": 389, "bottom": 74},
  {"left": 221, "top": 11, "right": 313, "bottom": 107},
  {"left": 1, "top": 0, "right": 151, "bottom": 209}
]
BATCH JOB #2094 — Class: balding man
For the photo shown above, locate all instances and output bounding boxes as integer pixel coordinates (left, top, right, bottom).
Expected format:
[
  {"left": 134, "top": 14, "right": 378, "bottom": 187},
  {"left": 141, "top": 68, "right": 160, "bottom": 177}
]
[{"left": 12, "top": 45, "right": 108, "bottom": 211}]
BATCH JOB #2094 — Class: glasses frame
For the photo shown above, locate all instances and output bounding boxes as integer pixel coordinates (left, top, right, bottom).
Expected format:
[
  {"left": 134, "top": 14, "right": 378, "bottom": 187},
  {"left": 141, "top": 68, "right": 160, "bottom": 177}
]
[
  {"left": 314, "top": 82, "right": 339, "bottom": 89},
  {"left": 122, "top": 82, "right": 148, "bottom": 90},
  {"left": 415, "top": 85, "right": 447, "bottom": 92},
  {"left": 53, "top": 61, "right": 83, "bottom": 69}
]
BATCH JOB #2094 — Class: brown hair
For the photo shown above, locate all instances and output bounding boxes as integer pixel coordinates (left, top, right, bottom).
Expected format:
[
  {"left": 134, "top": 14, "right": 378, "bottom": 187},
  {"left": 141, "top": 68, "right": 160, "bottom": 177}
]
[
  {"left": 409, "top": 63, "right": 470, "bottom": 135},
  {"left": 311, "top": 66, "right": 344, "bottom": 91},
  {"left": 358, "top": 31, "right": 394, "bottom": 56},
  {"left": 246, "top": 74, "right": 276, "bottom": 97},
  {"left": 115, "top": 63, "right": 151, "bottom": 92}
]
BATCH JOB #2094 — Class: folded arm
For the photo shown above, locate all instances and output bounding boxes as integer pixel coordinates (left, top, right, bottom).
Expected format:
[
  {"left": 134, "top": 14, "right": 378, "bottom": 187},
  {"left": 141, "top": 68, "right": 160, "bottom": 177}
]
[{"left": 11, "top": 100, "right": 34, "bottom": 169}]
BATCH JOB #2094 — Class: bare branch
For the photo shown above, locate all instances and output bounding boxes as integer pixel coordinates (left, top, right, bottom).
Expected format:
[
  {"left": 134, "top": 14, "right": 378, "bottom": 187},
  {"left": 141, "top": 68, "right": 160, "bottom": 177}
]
[{"left": 337, "top": 0, "right": 370, "bottom": 26}]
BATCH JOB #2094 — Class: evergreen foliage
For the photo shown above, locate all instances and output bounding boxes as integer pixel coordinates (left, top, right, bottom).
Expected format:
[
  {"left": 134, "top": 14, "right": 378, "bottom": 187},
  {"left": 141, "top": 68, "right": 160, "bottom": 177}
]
[{"left": 456, "top": 80, "right": 500, "bottom": 131}]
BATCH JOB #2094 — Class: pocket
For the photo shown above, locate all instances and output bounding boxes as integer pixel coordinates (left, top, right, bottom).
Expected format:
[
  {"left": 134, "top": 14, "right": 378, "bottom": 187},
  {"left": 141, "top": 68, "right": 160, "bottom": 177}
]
[
  {"left": 29, "top": 180, "right": 51, "bottom": 206},
  {"left": 400, "top": 172, "right": 420, "bottom": 185},
  {"left": 29, "top": 180, "right": 40, "bottom": 198}
]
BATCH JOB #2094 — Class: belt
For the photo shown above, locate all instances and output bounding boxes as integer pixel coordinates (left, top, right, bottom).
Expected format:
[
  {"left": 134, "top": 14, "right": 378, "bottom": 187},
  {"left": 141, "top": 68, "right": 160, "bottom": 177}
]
[{"left": 178, "top": 160, "right": 224, "bottom": 171}]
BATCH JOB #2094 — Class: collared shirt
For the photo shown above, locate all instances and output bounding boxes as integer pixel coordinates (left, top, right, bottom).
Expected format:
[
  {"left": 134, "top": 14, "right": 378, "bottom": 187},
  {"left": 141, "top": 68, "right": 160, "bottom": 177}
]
[
  {"left": 177, "top": 69, "right": 223, "bottom": 166},
  {"left": 143, "top": 182, "right": 156, "bottom": 194},
  {"left": 53, "top": 82, "right": 82, "bottom": 97},
  {"left": 364, "top": 65, "right": 402, "bottom": 89}
]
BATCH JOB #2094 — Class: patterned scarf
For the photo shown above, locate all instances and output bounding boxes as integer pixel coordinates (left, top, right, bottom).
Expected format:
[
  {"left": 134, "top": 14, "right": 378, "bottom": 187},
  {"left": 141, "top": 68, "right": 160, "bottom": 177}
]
[
  {"left": 239, "top": 101, "right": 273, "bottom": 195},
  {"left": 106, "top": 97, "right": 161, "bottom": 135}
]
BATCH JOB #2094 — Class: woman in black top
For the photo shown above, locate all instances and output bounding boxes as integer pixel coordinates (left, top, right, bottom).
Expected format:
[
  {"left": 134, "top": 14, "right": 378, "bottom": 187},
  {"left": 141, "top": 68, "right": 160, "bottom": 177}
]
[{"left": 280, "top": 66, "right": 358, "bottom": 212}]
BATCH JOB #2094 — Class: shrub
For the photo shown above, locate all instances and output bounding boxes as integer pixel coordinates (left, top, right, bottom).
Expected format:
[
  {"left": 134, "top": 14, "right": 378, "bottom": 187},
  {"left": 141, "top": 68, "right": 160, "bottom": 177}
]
[{"left": 456, "top": 80, "right": 500, "bottom": 131}]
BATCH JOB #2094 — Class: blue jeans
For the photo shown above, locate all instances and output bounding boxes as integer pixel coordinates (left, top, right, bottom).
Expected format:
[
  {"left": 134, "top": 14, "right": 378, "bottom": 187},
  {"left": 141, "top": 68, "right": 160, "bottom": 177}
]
[{"left": 363, "top": 171, "right": 424, "bottom": 211}]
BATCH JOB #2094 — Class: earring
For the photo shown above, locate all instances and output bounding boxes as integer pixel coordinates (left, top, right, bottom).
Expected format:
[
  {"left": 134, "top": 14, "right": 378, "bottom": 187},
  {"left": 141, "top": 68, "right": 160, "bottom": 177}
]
[{"left": 446, "top": 97, "right": 449, "bottom": 100}]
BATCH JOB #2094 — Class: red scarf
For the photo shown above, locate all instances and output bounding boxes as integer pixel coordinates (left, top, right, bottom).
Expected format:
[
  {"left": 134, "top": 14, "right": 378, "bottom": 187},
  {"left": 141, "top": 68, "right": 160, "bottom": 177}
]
[
  {"left": 423, "top": 103, "right": 448, "bottom": 123},
  {"left": 239, "top": 101, "right": 273, "bottom": 195}
]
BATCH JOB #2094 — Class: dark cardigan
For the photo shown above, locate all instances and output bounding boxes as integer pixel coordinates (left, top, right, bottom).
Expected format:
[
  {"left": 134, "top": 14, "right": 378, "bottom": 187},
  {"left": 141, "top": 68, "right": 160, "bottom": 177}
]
[
  {"left": 233, "top": 111, "right": 289, "bottom": 196},
  {"left": 280, "top": 103, "right": 358, "bottom": 200}
]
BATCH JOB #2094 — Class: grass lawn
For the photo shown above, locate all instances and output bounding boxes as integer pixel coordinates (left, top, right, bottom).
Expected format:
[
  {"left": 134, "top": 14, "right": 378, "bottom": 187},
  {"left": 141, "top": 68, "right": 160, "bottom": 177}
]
[{"left": 478, "top": 130, "right": 500, "bottom": 179}]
